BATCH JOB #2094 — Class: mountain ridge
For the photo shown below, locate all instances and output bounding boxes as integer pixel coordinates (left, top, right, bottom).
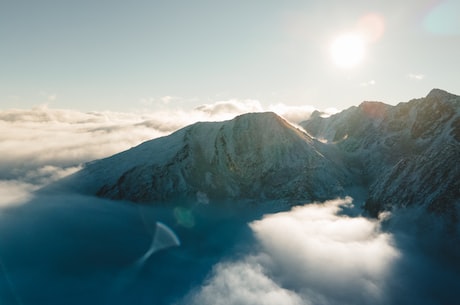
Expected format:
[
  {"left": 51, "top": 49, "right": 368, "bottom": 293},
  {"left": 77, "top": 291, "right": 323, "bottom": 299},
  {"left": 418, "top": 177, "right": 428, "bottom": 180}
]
[
  {"left": 300, "top": 88, "right": 460, "bottom": 220},
  {"left": 47, "top": 89, "right": 459, "bottom": 222},
  {"left": 54, "top": 111, "right": 351, "bottom": 204}
]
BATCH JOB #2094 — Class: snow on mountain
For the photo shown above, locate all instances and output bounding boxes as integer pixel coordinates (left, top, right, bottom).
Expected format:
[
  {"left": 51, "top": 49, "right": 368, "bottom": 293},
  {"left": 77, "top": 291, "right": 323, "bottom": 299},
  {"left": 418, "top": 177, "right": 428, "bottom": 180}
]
[
  {"left": 300, "top": 88, "right": 460, "bottom": 220},
  {"left": 54, "top": 112, "right": 351, "bottom": 203},
  {"left": 49, "top": 89, "right": 459, "bottom": 222}
]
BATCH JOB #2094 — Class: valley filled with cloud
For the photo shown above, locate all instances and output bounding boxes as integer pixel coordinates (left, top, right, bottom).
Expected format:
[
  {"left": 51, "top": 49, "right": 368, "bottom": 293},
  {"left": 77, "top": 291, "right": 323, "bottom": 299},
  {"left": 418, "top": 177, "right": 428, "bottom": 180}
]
[{"left": 0, "top": 104, "right": 458, "bottom": 305}]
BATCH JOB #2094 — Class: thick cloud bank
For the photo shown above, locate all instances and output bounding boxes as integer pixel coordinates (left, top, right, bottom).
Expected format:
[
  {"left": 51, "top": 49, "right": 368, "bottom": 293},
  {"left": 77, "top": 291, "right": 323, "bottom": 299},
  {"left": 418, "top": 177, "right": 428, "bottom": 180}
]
[
  {"left": 183, "top": 199, "right": 460, "bottom": 305},
  {"left": 0, "top": 101, "right": 317, "bottom": 188},
  {"left": 183, "top": 199, "right": 400, "bottom": 305},
  {"left": 0, "top": 101, "right": 320, "bottom": 211},
  {"left": 0, "top": 106, "right": 174, "bottom": 183}
]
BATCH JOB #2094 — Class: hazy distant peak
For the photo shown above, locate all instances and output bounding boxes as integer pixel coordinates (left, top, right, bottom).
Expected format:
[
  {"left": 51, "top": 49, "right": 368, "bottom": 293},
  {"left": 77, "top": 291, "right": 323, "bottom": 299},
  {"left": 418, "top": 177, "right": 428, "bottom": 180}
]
[{"left": 426, "top": 88, "right": 458, "bottom": 100}]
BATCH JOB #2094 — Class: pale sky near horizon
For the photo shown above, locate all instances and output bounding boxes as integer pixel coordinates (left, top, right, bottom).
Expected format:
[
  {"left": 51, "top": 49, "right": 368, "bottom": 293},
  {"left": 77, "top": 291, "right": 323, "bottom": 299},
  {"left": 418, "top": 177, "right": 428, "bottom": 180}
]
[{"left": 1, "top": 0, "right": 459, "bottom": 112}]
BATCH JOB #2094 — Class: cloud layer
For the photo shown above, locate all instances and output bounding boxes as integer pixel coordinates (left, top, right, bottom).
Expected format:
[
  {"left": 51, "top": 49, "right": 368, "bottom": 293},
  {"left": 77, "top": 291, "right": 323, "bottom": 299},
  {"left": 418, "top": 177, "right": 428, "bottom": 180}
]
[
  {"left": 0, "top": 186, "right": 458, "bottom": 304},
  {"left": 0, "top": 100, "right": 318, "bottom": 194},
  {"left": 0, "top": 103, "right": 459, "bottom": 305},
  {"left": 184, "top": 198, "right": 400, "bottom": 305}
]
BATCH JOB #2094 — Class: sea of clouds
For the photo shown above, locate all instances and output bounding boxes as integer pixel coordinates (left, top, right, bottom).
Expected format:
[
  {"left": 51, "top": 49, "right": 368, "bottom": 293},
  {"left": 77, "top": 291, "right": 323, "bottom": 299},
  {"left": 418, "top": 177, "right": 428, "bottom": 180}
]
[{"left": 0, "top": 102, "right": 458, "bottom": 305}]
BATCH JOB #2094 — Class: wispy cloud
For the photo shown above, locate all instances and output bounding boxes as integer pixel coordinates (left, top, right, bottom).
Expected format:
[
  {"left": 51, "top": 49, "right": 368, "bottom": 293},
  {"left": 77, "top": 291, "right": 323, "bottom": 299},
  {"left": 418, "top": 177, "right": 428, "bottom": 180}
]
[
  {"left": 194, "top": 99, "right": 264, "bottom": 116},
  {"left": 407, "top": 73, "right": 425, "bottom": 80},
  {"left": 139, "top": 95, "right": 180, "bottom": 106},
  {"left": 267, "top": 104, "right": 316, "bottom": 123},
  {"left": 195, "top": 100, "right": 319, "bottom": 123},
  {"left": 39, "top": 91, "right": 58, "bottom": 102},
  {"left": 187, "top": 260, "right": 303, "bottom": 305},
  {"left": 0, "top": 180, "right": 35, "bottom": 207},
  {"left": 360, "top": 80, "right": 376, "bottom": 87},
  {"left": 0, "top": 106, "right": 167, "bottom": 186},
  {"left": 0, "top": 101, "right": 319, "bottom": 194}
]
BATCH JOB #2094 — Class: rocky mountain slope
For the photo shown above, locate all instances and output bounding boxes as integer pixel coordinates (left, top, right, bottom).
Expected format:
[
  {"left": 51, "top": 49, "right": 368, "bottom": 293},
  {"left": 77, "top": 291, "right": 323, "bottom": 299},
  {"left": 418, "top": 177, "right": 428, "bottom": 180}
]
[
  {"left": 51, "top": 89, "right": 459, "bottom": 221},
  {"left": 300, "top": 88, "right": 460, "bottom": 220},
  {"left": 55, "top": 112, "right": 352, "bottom": 203}
]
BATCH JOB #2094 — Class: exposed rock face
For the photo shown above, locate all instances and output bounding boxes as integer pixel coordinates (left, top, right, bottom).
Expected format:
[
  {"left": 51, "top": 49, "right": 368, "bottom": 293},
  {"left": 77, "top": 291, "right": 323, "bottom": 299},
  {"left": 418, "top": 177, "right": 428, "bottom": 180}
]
[
  {"left": 61, "top": 112, "right": 351, "bottom": 203},
  {"left": 300, "top": 88, "right": 460, "bottom": 219},
  {"left": 54, "top": 89, "right": 459, "bottom": 222}
]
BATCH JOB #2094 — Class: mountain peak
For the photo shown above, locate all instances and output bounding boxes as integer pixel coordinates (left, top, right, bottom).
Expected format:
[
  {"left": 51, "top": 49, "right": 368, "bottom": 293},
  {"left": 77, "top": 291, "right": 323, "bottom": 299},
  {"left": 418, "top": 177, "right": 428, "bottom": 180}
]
[
  {"left": 235, "top": 111, "right": 278, "bottom": 119},
  {"left": 190, "top": 112, "right": 296, "bottom": 136},
  {"left": 232, "top": 111, "right": 292, "bottom": 127},
  {"left": 426, "top": 88, "right": 457, "bottom": 100},
  {"left": 358, "top": 101, "right": 389, "bottom": 120},
  {"left": 55, "top": 110, "right": 348, "bottom": 203},
  {"left": 233, "top": 111, "right": 298, "bottom": 131}
]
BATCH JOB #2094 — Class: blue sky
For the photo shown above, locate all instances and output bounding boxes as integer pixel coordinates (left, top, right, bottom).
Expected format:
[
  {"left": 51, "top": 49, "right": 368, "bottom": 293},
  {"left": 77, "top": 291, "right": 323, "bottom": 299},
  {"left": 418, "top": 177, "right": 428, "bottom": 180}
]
[{"left": 1, "top": 0, "right": 459, "bottom": 111}]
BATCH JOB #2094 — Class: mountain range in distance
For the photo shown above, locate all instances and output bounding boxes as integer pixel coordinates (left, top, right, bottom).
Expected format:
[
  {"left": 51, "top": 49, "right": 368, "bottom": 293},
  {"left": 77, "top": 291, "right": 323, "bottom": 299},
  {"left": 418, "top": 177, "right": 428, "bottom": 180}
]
[{"left": 47, "top": 88, "right": 460, "bottom": 223}]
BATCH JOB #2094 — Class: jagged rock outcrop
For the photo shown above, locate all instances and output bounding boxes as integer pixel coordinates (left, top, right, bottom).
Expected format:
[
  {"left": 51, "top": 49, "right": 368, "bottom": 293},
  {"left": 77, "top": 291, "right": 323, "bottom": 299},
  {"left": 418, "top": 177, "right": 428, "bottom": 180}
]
[
  {"left": 50, "top": 89, "right": 459, "bottom": 222},
  {"left": 300, "top": 88, "right": 460, "bottom": 219}
]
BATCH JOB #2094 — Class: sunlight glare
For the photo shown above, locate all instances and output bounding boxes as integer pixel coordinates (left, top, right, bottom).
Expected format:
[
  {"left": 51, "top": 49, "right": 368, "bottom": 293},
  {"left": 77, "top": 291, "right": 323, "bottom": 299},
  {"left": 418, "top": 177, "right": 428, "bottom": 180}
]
[{"left": 330, "top": 33, "right": 365, "bottom": 69}]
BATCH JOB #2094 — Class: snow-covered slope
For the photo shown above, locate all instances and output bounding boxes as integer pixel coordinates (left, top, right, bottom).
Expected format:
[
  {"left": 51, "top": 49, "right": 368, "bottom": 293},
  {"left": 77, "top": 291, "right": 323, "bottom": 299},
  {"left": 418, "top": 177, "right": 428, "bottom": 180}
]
[
  {"left": 301, "top": 88, "right": 460, "bottom": 219},
  {"left": 56, "top": 112, "right": 351, "bottom": 203},
  {"left": 50, "top": 89, "right": 459, "bottom": 221}
]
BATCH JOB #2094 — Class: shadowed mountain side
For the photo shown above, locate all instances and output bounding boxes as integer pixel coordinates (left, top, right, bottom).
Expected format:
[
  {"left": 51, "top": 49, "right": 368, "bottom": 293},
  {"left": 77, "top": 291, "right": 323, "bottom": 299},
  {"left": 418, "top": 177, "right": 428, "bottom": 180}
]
[
  {"left": 301, "top": 89, "right": 460, "bottom": 221},
  {"left": 47, "top": 112, "right": 353, "bottom": 204}
]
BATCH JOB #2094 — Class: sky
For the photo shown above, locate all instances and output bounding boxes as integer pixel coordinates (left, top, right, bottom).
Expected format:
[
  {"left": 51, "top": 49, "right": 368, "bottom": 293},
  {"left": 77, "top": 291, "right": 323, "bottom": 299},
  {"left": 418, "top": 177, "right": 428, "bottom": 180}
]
[
  {"left": 1, "top": 0, "right": 460, "bottom": 112},
  {"left": 1, "top": 2, "right": 460, "bottom": 303}
]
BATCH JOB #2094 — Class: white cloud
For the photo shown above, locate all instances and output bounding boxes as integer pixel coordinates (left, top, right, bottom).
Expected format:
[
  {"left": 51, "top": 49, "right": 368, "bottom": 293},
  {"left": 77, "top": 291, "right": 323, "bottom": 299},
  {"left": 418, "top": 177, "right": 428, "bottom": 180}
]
[
  {"left": 0, "top": 180, "right": 35, "bottom": 207},
  {"left": 194, "top": 99, "right": 264, "bottom": 117},
  {"left": 0, "top": 100, "right": 322, "bottom": 206},
  {"left": 360, "top": 80, "right": 376, "bottom": 87},
  {"left": 0, "top": 115, "right": 457, "bottom": 305},
  {"left": 139, "top": 97, "right": 155, "bottom": 106},
  {"left": 183, "top": 198, "right": 401, "bottom": 305},
  {"left": 39, "top": 91, "right": 58, "bottom": 102},
  {"left": 251, "top": 199, "right": 399, "bottom": 302},
  {"left": 267, "top": 104, "right": 316, "bottom": 123},
  {"left": 194, "top": 99, "right": 318, "bottom": 123},
  {"left": 161, "top": 95, "right": 174, "bottom": 104},
  {"left": 323, "top": 107, "right": 339, "bottom": 116},
  {"left": 139, "top": 95, "right": 179, "bottom": 107},
  {"left": 23, "top": 165, "right": 81, "bottom": 186},
  {"left": 0, "top": 100, "right": 458, "bottom": 305},
  {"left": 0, "top": 107, "right": 171, "bottom": 192},
  {"left": 185, "top": 260, "right": 304, "bottom": 305},
  {"left": 407, "top": 73, "right": 425, "bottom": 80}
]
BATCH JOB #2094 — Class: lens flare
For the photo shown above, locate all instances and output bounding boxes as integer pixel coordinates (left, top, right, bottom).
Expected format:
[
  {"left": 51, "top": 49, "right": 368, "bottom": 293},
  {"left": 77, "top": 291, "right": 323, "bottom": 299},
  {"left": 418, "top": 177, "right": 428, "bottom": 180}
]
[
  {"left": 137, "top": 222, "right": 180, "bottom": 266},
  {"left": 356, "top": 13, "right": 385, "bottom": 43}
]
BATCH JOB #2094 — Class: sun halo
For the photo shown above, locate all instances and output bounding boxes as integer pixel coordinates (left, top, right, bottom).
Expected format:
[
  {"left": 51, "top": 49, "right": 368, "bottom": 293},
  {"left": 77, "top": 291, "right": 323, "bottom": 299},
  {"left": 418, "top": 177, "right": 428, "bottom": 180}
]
[{"left": 330, "top": 33, "right": 366, "bottom": 69}]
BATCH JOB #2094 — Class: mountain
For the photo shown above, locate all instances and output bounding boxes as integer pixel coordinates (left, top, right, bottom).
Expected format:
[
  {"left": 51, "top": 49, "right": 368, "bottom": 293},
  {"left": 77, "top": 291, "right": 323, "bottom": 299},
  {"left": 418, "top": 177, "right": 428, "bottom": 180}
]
[
  {"left": 50, "top": 89, "right": 459, "bottom": 222},
  {"left": 55, "top": 112, "right": 352, "bottom": 203},
  {"left": 300, "top": 88, "right": 460, "bottom": 221}
]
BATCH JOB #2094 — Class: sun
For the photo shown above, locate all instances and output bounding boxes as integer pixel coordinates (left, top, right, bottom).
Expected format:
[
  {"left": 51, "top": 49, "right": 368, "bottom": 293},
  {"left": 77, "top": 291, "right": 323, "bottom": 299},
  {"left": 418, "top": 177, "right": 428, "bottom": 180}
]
[{"left": 330, "top": 33, "right": 366, "bottom": 68}]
